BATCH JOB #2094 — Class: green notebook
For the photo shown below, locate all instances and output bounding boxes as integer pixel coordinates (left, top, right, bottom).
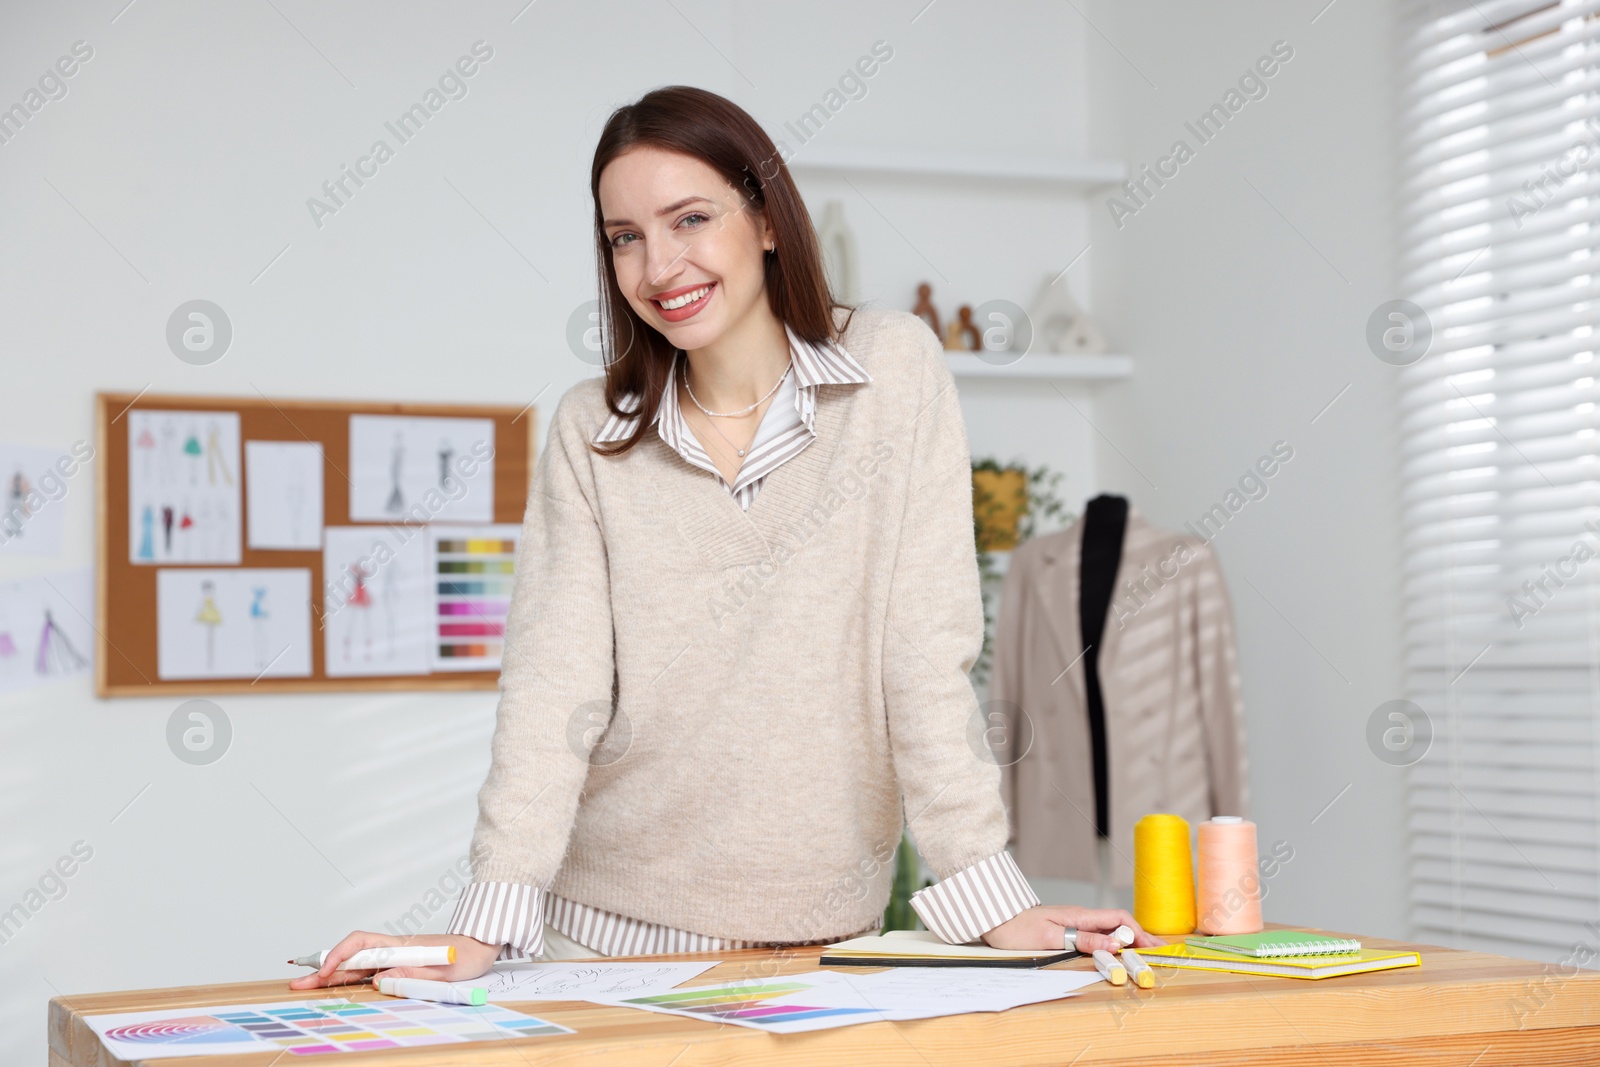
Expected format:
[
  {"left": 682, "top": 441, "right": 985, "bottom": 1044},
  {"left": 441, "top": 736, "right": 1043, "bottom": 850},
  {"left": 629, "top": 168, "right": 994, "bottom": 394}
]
[{"left": 1185, "top": 930, "right": 1361, "bottom": 957}]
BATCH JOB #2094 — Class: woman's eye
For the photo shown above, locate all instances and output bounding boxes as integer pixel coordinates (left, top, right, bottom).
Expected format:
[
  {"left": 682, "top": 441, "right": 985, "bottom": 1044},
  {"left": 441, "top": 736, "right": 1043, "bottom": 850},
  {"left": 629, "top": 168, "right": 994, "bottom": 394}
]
[
  {"left": 680, "top": 212, "right": 709, "bottom": 228},
  {"left": 609, "top": 232, "right": 636, "bottom": 249}
]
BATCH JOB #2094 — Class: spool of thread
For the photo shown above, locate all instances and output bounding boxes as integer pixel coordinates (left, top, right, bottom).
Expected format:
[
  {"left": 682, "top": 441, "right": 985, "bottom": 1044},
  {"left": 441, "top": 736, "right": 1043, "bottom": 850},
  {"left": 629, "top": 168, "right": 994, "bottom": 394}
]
[
  {"left": 1195, "top": 816, "right": 1264, "bottom": 935},
  {"left": 1133, "top": 813, "right": 1196, "bottom": 935}
]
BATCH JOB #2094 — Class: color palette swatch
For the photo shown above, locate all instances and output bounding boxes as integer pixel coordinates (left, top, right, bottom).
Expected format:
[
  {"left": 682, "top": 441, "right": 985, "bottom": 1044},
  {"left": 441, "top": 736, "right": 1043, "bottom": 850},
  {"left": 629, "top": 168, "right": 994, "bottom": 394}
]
[
  {"left": 609, "top": 978, "right": 882, "bottom": 1031},
  {"left": 428, "top": 524, "right": 520, "bottom": 671},
  {"left": 592, "top": 966, "right": 1107, "bottom": 1034},
  {"left": 88, "top": 997, "right": 572, "bottom": 1059}
]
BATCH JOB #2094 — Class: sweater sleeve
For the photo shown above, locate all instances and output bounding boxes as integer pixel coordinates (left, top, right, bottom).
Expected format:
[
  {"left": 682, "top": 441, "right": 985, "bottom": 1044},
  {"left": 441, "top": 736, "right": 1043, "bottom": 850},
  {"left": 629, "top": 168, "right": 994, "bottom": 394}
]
[
  {"left": 881, "top": 320, "right": 1027, "bottom": 940},
  {"left": 457, "top": 388, "right": 616, "bottom": 923}
]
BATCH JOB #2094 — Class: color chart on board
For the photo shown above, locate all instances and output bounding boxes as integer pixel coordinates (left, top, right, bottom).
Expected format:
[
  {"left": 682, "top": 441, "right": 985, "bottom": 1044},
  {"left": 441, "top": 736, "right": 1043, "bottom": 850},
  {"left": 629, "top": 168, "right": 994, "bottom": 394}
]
[
  {"left": 86, "top": 997, "right": 572, "bottom": 1059},
  {"left": 428, "top": 523, "right": 520, "bottom": 671}
]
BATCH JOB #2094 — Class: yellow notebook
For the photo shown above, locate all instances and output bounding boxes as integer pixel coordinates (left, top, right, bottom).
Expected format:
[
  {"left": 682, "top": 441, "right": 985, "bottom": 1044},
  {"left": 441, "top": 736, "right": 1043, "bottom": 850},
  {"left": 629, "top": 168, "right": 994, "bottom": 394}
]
[{"left": 1139, "top": 942, "right": 1421, "bottom": 980}]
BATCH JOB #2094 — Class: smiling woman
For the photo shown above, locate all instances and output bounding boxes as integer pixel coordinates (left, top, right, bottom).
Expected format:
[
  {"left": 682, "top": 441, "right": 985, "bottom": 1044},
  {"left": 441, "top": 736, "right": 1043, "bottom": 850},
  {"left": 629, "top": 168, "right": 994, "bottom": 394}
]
[{"left": 290, "top": 84, "right": 1156, "bottom": 994}]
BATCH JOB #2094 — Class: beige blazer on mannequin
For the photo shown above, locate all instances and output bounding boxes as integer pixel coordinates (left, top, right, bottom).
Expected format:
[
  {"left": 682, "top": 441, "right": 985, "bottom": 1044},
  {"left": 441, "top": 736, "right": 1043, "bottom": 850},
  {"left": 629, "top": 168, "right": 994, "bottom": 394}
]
[{"left": 989, "top": 506, "right": 1248, "bottom": 888}]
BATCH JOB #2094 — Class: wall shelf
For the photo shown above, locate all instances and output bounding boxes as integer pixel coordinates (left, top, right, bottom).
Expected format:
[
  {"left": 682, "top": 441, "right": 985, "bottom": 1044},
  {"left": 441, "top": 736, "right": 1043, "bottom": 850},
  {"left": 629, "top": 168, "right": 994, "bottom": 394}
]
[
  {"left": 946, "top": 353, "right": 1132, "bottom": 381},
  {"left": 788, "top": 145, "right": 1126, "bottom": 190}
]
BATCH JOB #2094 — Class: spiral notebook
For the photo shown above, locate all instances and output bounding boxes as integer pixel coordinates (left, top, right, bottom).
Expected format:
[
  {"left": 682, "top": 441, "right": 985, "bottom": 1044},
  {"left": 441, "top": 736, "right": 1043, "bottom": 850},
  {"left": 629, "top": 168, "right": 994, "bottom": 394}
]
[{"left": 1185, "top": 931, "right": 1361, "bottom": 957}]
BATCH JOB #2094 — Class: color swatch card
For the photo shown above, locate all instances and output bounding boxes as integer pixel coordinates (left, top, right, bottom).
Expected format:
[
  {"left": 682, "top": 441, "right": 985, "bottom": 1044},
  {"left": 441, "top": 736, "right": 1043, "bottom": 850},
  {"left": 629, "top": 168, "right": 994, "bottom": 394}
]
[
  {"left": 428, "top": 523, "right": 519, "bottom": 671},
  {"left": 156, "top": 567, "right": 312, "bottom": 680},
  {"left": 322, "top": 526, "right": 433, "bottom": 676},
  {"left": 85, "top": 997, "right": 573, "bottom": 1059},
  {"left": 348, "top": 414, "right": 495, "bottom": 523},
  {"left": 128, "top": 409, "right": 242, "bottom": 565},
  {"left": 592, "top": 967, "right": 1103, "bottom": 1034}
]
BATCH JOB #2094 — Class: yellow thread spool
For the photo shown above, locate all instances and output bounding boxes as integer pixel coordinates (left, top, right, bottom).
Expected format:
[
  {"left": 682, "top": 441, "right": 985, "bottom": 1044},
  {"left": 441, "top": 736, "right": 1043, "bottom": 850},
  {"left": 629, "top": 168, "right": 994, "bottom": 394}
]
[{"left": 1134, "top": 813, "right": 1197, "bottom": 935}]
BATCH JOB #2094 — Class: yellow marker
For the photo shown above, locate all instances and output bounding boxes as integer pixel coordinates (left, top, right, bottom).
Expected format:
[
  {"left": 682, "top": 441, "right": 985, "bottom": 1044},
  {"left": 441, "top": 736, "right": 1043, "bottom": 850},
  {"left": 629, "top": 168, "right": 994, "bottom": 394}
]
[
  {"left": 1093, "top": 948, "right": 1127, "bottom": 986},
  {"left": 1122, "top": 949, "right": 1156, "bottom": 988}
]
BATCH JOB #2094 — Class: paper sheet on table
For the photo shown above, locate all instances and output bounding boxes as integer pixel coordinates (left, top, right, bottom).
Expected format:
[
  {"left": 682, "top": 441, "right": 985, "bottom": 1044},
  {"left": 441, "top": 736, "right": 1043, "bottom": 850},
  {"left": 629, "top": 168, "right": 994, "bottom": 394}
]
[
  {"left": 480, "top": 959, "right": 721, "bottom": 1001},
  {"left": 590, "top": 966, "right": 1104, "bottom": 1034}
]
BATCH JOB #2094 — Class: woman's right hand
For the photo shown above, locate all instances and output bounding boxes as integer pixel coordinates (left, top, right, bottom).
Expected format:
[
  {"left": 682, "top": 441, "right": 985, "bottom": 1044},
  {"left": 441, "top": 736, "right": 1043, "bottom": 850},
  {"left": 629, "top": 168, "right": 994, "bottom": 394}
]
[{"left": 286, "top": 931, "right": 503, "bottom": 990}]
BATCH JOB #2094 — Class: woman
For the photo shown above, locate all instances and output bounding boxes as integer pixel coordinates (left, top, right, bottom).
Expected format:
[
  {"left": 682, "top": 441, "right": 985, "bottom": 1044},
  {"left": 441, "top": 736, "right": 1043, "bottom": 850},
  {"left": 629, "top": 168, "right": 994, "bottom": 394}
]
[{"left": 292, "top": 85, "right": 1156, "bottom": 991}]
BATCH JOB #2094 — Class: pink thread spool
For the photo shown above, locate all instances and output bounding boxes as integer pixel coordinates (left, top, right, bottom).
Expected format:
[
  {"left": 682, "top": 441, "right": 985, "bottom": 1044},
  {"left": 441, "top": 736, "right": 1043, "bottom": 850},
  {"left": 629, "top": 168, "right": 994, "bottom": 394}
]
[{"left": 1195, "top": 816, "right": 1264, "bottom": 935}]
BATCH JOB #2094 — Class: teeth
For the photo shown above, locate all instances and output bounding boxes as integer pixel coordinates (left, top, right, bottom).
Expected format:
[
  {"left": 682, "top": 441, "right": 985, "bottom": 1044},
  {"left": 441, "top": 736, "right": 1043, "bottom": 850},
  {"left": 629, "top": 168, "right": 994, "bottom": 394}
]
[{"left": 659, "top": 285, "right": 710, "bottom": 310}]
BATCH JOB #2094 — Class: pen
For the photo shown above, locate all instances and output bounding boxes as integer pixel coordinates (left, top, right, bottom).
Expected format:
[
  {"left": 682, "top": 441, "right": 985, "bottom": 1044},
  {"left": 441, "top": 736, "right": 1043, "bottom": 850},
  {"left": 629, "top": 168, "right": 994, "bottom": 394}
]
[
  {"left": 1093, "top": 948, "right": 1128, "bottom": 986},
  {"left": 375, "top": 975, "right": 488, "bottom": 1006},
  {"left": 289, "top": 946, "right": 456, "bottom": 969},
  {"left": 1122, "top": 949, "right": 1156, "bottom": 988}
]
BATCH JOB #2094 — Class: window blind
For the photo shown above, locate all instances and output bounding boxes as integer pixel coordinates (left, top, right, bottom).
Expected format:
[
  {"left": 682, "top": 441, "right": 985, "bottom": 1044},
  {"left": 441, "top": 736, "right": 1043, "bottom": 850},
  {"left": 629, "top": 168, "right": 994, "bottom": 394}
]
[{"left": 1399, "top": 0, "right": 1600, "bottom": 964}]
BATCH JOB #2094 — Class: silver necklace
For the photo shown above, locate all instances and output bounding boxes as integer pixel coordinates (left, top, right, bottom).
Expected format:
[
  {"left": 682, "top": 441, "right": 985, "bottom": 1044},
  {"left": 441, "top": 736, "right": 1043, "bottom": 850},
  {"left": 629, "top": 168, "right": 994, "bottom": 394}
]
[
  {"left": 683, "top": 356, "right": 791, "bottom": 457},
  {"left": 684, "top": 363, "right": 790, "bottom": 422}
]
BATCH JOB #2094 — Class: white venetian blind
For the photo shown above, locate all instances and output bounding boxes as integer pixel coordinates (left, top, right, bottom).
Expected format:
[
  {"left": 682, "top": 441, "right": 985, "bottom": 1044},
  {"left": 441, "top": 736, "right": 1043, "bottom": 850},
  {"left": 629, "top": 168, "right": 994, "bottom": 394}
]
[{"left": 1399, "top": 0, "right": 1600, "bottom": 964}]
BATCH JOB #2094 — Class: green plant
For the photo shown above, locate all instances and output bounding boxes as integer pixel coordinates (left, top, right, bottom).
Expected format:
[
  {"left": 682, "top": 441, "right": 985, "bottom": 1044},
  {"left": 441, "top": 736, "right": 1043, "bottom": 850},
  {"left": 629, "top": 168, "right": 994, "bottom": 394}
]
[
  {"left": 969, "top": 458, "right": 1071, "bottom": 687},
  {"left": 881, "top": 830, "right": 933, "bottom": 932}
]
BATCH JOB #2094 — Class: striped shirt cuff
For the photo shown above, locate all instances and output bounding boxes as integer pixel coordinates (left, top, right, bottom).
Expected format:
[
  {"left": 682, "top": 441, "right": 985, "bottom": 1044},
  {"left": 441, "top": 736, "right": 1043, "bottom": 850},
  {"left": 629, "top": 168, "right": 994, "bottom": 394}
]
[
  {"left": 446, "top": 880, "right": 549, "bottom": 961},
  {"left": 909, "top": 849, "right": 1040, "bottom": 945}
]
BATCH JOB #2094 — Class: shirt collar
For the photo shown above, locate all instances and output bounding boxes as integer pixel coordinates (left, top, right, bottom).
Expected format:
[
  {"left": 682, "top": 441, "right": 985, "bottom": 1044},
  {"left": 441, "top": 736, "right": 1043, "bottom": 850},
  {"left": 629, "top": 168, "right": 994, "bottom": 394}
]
[{"left": 592, "top": 322, "right": 870, "bottom": 445}]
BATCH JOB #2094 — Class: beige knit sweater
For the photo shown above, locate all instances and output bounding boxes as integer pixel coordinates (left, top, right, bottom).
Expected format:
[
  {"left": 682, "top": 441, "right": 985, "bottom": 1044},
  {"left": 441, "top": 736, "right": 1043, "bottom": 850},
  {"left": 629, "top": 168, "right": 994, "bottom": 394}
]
[{"left": 465, "top": 305, "right": 1009, "bottom": 943}]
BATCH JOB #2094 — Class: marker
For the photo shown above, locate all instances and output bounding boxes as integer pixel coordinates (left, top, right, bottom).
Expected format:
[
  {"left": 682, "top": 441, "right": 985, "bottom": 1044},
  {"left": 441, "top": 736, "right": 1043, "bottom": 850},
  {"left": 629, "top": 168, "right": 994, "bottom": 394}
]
[
  {"left": 289, "top": 946, "right": 455, "bottom": 969},
  {"left": 1122, "top": 949, "right": 1156, "bottom": 988},
  {"left": 1112, "top": 925, "right": 1135, "bottom": 947},
  {"left": 1093, "top": 948, "right": 1127, "bottom": 986},
  {"left": 376, "top": 975, "right": 487, "bottom": 1006}
]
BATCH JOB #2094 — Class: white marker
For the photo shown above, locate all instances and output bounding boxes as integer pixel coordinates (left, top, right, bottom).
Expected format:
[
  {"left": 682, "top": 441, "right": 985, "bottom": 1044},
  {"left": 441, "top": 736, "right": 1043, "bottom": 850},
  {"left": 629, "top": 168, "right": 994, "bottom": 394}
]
[
  {"left": 1112, "top": 925, "right": 1135, "bottom": 947},
  {"left": 1093, "top": 948, "right": 1127, "bottom": 986},
  {"left": 289, "top": 945, "right": 455, "bottom": 970},
  {"left": 1122, "top": 949, "right": 1156, "bottom": 988},
  {"left": 376, "top": 975, "right": 487, "bottom": 1006}
]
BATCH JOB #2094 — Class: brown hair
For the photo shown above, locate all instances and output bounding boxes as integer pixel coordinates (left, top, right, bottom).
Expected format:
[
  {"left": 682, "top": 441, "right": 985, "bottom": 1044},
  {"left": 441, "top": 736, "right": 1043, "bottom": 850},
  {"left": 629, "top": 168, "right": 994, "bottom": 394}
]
[{"left": 587, "top": 84, "right": 856, "bottom": 458}]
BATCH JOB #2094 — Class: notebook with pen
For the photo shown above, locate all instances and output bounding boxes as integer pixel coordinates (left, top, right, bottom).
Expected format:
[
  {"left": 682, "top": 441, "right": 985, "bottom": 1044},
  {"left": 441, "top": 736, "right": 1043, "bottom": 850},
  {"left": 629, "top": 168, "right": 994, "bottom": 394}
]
[{"left": 819, "top": 929, "right": 1081, "bottom": 968}]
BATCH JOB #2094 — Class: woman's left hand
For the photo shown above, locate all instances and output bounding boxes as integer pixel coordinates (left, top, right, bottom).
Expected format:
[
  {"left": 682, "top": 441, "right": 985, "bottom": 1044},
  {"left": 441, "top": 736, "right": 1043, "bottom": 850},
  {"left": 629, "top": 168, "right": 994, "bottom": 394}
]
[{"left": 980, "top": 906, "right": 1165, "bottom": 954}]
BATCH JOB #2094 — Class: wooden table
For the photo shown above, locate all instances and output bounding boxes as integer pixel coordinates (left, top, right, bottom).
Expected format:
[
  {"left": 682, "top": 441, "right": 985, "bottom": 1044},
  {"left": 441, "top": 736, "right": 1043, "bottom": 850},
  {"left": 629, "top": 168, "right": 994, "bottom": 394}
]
[{"left": 49, "top": 928, "right": 1600, "bottom": 1066}]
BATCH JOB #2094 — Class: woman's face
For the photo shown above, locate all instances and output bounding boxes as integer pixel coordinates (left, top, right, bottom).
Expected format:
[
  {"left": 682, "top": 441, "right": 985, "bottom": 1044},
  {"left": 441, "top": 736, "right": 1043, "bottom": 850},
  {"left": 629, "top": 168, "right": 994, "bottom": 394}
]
[{"left": 599, "top": 145, "right": 773, "bottom": 352}]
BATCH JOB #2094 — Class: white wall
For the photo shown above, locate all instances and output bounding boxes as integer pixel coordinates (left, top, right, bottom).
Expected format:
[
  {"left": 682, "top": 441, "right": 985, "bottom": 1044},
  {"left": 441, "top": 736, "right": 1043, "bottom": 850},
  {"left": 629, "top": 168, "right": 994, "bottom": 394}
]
[
  {"left": 0, "top": 1, "right": 1403, "bottom": 1060},
  {"left": 1083, "top": 0, "right": 1407, "bottom": 938}
]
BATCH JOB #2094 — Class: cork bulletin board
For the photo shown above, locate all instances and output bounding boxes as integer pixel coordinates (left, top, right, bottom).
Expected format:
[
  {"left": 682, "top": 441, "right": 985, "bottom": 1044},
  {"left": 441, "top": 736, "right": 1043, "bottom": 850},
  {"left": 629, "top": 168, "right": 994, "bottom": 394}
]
[{"left": 94, "top": 391, "right": 536, "bottom": 697}]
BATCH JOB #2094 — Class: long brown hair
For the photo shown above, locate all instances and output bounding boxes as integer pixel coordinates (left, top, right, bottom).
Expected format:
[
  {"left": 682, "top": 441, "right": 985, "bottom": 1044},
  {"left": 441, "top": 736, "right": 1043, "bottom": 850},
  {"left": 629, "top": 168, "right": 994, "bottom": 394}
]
[{"left": 587, "top": 84, "right": 855, "bottom": 458}]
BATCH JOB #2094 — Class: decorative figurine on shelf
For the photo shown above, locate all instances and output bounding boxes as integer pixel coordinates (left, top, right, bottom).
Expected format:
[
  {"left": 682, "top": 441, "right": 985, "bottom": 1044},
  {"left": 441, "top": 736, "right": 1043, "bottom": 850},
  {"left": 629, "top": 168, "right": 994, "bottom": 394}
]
[
  {"left": 816, "top": 200, "right": 860, "bottom": 303},
  {"left": 912, "top": 282, "right": 942, "bottom": 341},
  {"left": 944, "top": 304, "right": 982, "bottom": 351},
  {"left": 1027, "top": 273, "right": 1108, "bottom": 353}
]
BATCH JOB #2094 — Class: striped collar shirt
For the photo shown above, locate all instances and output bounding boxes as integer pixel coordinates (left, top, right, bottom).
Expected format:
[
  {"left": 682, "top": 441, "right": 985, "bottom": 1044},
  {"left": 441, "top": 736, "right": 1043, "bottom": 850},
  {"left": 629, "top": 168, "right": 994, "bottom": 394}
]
[{"left": 592, "top": 322, "right": 873, "bottom": 510}]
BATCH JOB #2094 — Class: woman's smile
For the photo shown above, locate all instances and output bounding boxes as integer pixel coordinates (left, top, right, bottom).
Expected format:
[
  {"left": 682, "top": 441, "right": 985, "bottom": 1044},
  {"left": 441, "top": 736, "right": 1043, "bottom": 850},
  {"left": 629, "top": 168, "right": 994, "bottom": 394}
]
[{"left": 651, "top": 281, "right": 716, "bottom": 322}]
